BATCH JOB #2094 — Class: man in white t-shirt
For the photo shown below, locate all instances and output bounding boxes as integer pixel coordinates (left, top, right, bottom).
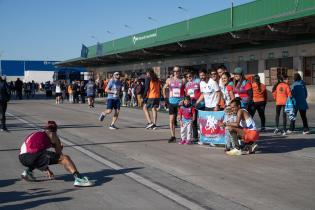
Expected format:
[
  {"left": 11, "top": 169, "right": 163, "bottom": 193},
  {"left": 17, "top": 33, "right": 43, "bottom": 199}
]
[{"left": 196, "top": 70, "right": 221, "bottom": 111}]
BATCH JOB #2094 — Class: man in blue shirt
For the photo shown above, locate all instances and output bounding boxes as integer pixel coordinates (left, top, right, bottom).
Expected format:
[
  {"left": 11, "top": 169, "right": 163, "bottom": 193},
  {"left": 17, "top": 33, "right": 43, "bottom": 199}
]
[{"left": 98, "top": 72, "right": 122, "bottom": 129}]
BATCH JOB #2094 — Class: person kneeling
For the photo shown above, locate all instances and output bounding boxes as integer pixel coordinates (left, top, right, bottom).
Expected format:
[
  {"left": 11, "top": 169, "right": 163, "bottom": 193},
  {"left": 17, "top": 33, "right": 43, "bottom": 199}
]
[
  {"left": 19, "top": 121, "right": 94, "bottom": 187},
  {"left": 224, "top": 98, "right": 259, "bottom": 155}
]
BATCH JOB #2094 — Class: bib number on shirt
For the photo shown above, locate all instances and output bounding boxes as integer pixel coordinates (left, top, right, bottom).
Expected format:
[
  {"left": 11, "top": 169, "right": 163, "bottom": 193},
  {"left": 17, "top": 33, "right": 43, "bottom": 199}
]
[
  {"left": 172, "top": 88, "right": 181, "bottom": 97},
  {"left": 187, "top": 89, "right": 194, "bottom": 98}
]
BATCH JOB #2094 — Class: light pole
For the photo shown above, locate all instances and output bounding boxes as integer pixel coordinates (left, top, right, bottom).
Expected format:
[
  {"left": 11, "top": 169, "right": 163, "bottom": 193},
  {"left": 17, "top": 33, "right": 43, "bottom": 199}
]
[
  {"left": 106, "top": 30, "right": 115, "bottom": 50},
  {"left": 147, "top": 16, "right": 158, "bottom": 35},
  {"left": 177, "top": 6, "right": 189, "bottom": 33}
]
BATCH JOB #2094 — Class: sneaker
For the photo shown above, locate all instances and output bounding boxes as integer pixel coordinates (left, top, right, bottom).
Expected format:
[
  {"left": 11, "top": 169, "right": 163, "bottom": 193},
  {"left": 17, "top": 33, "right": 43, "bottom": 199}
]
[
  {"left": 98, "top": 113, "right": 105, "bottom": 122},
  {"left": 145, "top": 123, "right": 154, "bottom": 129},
  {"left": 303, "top": 130, "right": 310, "bottom": 135},
  {"left": 109, "top": 124, "right": 118, "bottom": 130},
  {"left": 260, "top": 127, "right": 266, "bottom": 132},
  {"left": 197, "top": 141, "right": 204, "bottom": 145},
  {"left": 274, "top": 129, "right": 280, "bottom": 135},
  {"left": 209, "top": 142, "right": 216, "bottom": 147},
  {"left": 0, "top": 127, "right": 8, "bottom": 132},
  {"left": 249, "top": 143, "right": 258, "bottom": 154},
  {"left": 226, "top": 148, "right": 242, "bottom": 156},
  {"left": 282, "top": 130, "right": 287, "bottom": 136},
  {"left": 21, "top": 169, "right": 36, "bottom": 181},
  {"left": 168, "top": 136, "right": 176, "bottom": 143},
  {"left": 286, "top": 130, "right": 293, "bottom": 134},
  {"left": 185, "top": 140, "right": 193, "bottom": 145},
  {"left": 151, "top": 124, "right": 157, "bottom": 130},
  {"left": 178, "top": 139, "right": 186, "bottom": 144},
  {"left": 74, "top": 176, "right": 94, "bottom": 187}
]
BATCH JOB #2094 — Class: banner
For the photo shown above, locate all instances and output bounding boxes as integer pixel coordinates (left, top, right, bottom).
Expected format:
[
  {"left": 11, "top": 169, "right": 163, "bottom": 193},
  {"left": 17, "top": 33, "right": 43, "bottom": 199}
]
[{"left": 198, "top": 110, "right": 225, "bottom": 145}]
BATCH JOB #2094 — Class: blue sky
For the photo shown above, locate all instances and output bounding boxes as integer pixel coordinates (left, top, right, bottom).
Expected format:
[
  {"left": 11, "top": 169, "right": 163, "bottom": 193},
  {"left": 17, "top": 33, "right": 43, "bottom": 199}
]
[{"left": 0, "top": 0, "right": 253, "bottom": 61}]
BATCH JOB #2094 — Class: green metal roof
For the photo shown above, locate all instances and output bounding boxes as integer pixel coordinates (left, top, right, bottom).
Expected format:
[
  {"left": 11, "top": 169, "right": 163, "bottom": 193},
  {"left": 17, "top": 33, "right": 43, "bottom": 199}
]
[{"left": 59, "top": 0, "right": 315, "bottom": 65}]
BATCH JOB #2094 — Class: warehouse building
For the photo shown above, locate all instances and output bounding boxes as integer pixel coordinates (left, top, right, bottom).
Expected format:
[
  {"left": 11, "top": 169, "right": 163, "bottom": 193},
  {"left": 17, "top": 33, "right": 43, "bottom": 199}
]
[{"left": 56, "top": 0, "right": 315, "bottom": 101}]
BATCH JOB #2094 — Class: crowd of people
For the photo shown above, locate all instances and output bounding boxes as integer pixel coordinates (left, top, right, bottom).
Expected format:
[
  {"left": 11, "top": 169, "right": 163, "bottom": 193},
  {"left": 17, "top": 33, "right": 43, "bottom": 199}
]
[
  {"left": 96, "top": 65, "right": 310, "bottom": 156},
  {"left": 0, "top": 65, "right": 311, "bottom": 186}
]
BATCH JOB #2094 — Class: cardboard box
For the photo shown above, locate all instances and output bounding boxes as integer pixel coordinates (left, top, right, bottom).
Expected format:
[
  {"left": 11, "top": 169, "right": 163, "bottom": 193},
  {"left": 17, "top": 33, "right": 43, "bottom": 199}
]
[
  {"left": 287, "top": 69, "right": 294, "bottom": 76},
  {"left": 264, "top": 70, "right": 270, "bottom": 77}
]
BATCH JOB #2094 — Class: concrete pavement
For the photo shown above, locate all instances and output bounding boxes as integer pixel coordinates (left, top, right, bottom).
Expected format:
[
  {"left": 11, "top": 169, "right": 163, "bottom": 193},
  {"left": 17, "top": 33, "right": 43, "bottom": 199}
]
[{"left": 0, "top": 98, "right": 314, "bottom": 210}]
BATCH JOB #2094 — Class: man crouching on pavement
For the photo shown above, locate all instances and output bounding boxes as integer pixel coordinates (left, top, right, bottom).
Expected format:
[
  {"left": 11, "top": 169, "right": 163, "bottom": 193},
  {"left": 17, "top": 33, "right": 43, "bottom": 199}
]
[
  {"left": 223, "top": 98, "right": 259, "bottom": 156},
  {"left": 19, "top": 121, "right": 94, "bottom": 187}
]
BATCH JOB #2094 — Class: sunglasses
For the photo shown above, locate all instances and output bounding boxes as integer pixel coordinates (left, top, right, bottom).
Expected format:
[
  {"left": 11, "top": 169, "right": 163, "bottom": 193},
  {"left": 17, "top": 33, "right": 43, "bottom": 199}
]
[{"left": 186, "top": 75, "right": 192, "bottom": 78}]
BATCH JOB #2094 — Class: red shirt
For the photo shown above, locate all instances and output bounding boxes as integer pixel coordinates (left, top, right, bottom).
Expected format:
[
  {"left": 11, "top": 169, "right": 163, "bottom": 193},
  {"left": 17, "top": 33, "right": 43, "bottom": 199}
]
[
  {"left": 20, "top": 131, "right": 52, "bottom": 154},
  {"left": 178, "top": 105, "right": 195, "bottom": 121}
]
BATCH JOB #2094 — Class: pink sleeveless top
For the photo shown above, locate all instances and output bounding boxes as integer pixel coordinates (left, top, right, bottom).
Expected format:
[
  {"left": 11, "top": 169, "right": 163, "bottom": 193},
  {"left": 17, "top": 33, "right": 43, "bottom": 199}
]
[{"left": 20, "top": 131, "right": 52, "bottom": 154}]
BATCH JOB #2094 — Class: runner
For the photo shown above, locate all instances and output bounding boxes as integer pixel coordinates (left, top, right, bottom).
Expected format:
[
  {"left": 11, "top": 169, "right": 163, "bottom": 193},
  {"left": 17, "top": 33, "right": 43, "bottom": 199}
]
[
  {"left": 55, "top": 81, "right": 62, "bottom": 104},
  {"left": 143, "top": 69, "right": 161, "bottom": 130},
  {"left": 196, "top": 69, "right": 221, "bottom": 111},
  {"left": 98, "top": 72, "right": 122, "bottom": 130},
  {"left": 19, "top": 121, "right": 94, "bottom": 186},
  {"left": 163, "top": 66, "right": 185, "bottom": 143},
  {"left": 252, "top": 75, "right": 267, "bottom": 132},
  {"left": 224, "top": 98, "right": 259, "bottom": 156},
  {"left": 85, "top": 79, "right": 97, "bottom": 108}
]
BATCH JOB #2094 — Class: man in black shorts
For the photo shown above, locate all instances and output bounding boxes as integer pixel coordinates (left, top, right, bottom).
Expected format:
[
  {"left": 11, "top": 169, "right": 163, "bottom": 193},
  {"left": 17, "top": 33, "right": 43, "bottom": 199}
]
[{"left": 19, "top": 121, "right": 94, "bottom": 187}]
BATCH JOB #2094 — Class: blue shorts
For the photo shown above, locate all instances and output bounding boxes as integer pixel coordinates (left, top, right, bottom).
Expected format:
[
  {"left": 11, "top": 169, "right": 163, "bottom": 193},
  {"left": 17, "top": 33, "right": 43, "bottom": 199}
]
[{"left": 107, "top": 98, "right": 121, "bottom": 110}]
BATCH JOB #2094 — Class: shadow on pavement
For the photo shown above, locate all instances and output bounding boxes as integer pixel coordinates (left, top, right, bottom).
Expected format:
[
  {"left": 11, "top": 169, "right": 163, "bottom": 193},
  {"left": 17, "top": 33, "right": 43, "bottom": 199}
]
[
  {"left": 56, "top": 167, "right": 143, "bottom": 187},
  {"left": 258, "top": 135, "right": 315, "bottom": 154},
  {"left": 0, "top": 186, "right": 73, "bottom": 208},
  {"left": 0, "top": 197, "right": 72, "bottom": 209},
  {"left": 5, "top": 123, "right": 103, "bottom": 132}
]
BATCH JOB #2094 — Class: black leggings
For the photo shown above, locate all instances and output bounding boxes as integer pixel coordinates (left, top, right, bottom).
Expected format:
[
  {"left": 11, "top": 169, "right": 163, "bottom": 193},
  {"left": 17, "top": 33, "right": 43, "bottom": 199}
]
[
  {"left": 276, "top": 105, "right": 287, "bottom": 130},
  {"left": 0, "top": 101, "right": 7, "bottom": 129},
  {"left": 252, "top": 102, "right": 266, "bottom": 128},
  {"left": 290, "top": 109, "right": 309, "bottom": 132}
]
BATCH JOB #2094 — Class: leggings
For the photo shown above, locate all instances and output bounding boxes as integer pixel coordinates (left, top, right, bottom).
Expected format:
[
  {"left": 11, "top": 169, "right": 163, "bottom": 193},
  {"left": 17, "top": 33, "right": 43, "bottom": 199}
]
[
  {"left": 290, "top": 109, "right": 309, "bottom": 132},
  {"left": 276, "top": 105, "right": 287, "bottom": 130},
  {"left": 252, "top": 102, "right": 266, "bottom": 128}
]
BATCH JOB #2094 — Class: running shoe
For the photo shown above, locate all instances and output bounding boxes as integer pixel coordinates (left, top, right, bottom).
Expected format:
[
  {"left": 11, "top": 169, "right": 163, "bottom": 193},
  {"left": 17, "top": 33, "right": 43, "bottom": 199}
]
[
  {"left": 109, "top": 124, "right": 118, "bottom": 130},
  {"left": 260, "top": 127, "right": 266, "bottom": 132},
  {"left": 303, "top": 130, "right": 310, "bottom": 135},
  {"left": 185, "top": 140, "right": 193, "bottom": 145},
  {"left": 197, "top": 141, "right": 204, "bottom": 145},
  {"left": 74, "top": 176, "right": 94, "bottom": 187},
  {"left": 209, "top": 142, "right": 216, "bottom": 147},
  {"left": 286, "top": 130, "right": 293, "bottom": 134},
  {"left": 21, "top": 169, "right": 36, "bottom": 181},
  {"left": 168, "top": 136, "right": 176, "bottom": 143},
  {"left": 178, "top": 139, "right": 186, "bottom": 145},
  {"left": 226, "top": 148, "right": 242, "bottom": 156},
  {"left": 0, "top": 127, "right": 8, "bottom": 132},
  {"left": 145, "top": 123, "right": 154, "bottom": 129},
  {"left": 282, "top": 130, "right": 287, "bottom": 136},
  {"left": 249, "top": 143, "right": 258, "bottom": 154},
  {"left": 273, "top": 128, "right": 280, "bottom": 134},
  {"left": 98, "top": 113, "right": 105, "bottom": 122},
  {"left": 151, "top": 124, "right": 157, "bottom": 130}
]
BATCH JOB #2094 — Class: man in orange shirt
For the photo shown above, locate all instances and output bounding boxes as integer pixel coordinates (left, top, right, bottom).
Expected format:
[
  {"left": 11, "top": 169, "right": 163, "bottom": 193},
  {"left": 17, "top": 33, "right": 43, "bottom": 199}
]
[
  {"left": 143, "top": 69, "right": 161, "bottom": 130},
  {"left": 252, "top": 75, "right": 267, "bottom": 131},
  {"left": 272, "top": 75, "right": 292, "bottom": 135}
]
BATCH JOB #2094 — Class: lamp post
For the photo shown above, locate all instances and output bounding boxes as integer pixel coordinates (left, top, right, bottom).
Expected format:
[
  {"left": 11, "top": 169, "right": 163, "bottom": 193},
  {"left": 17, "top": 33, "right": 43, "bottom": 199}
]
[
  {"left": 177, "top": 6, "right": 189, "bottom": 33},
  {"left": 106, "top": 30, "right": 115, "bottom": 50},
  {"left": 147, "top": 16, "right": 158, "bottom": 35}
]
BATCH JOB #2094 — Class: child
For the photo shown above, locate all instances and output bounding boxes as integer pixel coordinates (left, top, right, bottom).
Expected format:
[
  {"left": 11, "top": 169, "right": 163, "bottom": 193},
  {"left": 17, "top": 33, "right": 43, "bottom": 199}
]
[
  {"left": 177, "top": 96, "right": 195, "bottom": 145},
  {"left": 223, "top": 106, "right": 238, "bottom": 151}
]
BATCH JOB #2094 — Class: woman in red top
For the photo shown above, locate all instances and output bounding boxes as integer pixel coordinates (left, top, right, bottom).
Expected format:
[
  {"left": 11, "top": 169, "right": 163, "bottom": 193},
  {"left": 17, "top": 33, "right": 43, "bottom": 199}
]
[{"left": 252, "top": 75, "right": 267, "bottom": 131}]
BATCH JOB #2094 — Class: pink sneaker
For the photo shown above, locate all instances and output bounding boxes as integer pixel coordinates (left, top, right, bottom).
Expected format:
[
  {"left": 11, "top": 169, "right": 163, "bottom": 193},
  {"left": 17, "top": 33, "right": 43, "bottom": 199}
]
[
  {"left": 179, "top": 139, "right": 186, "bottom": 145},
  {"left": 185, "top": 140, "right": 193, "bottom": 145}
]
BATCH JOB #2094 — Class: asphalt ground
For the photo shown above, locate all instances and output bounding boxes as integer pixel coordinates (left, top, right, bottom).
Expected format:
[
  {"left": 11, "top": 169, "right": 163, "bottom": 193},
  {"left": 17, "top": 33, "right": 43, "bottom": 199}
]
[{"left": 0, "top": 96, "right": 315, "bottom": 210}]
